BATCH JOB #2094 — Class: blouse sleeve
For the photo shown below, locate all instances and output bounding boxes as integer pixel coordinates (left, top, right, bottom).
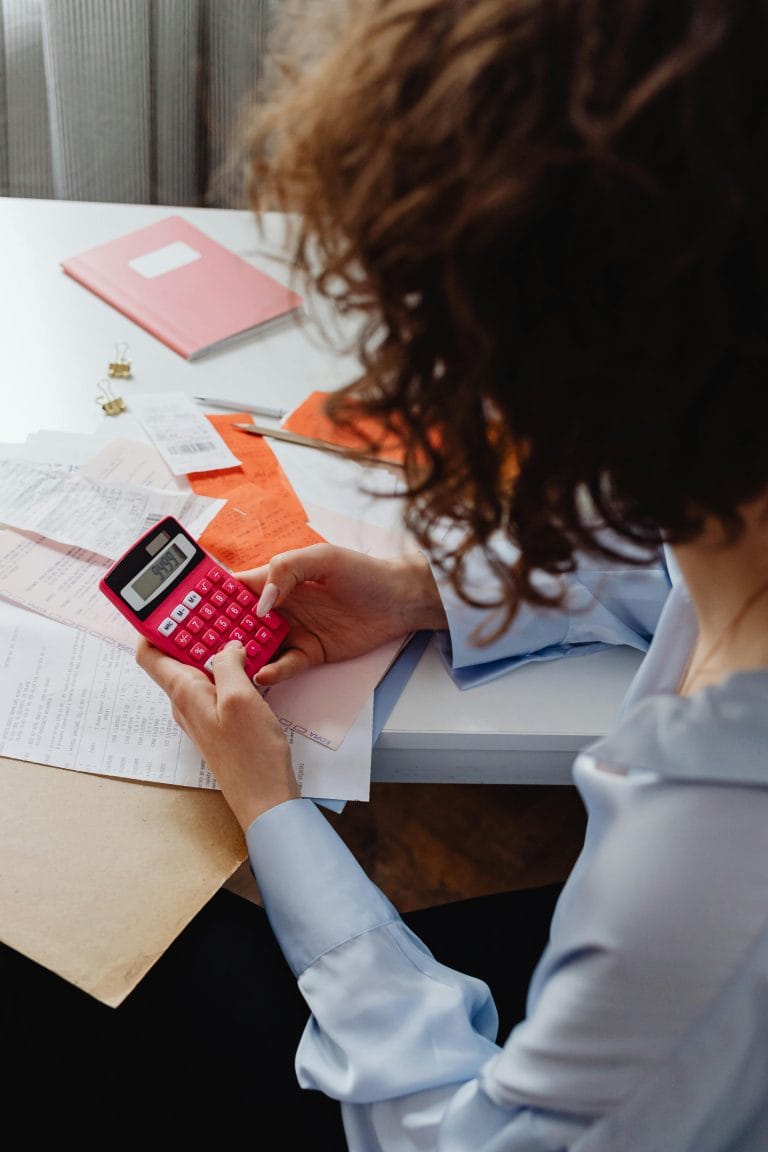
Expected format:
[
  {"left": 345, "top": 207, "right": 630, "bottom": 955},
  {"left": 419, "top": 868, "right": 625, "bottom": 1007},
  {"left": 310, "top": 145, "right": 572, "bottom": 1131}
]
[
  {"left": 429, "top": 533, "right": 671, "bottom": 687},
  {"left": 248, "top": 796, "right": 592, "bottom": 1151}
]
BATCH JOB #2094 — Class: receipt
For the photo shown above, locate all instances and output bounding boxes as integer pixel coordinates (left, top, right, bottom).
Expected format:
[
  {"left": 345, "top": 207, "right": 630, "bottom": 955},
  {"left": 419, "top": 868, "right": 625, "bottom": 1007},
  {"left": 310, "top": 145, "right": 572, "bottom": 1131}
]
[{"left": 128, "top": 391, "right": 242, "bottom": 475}]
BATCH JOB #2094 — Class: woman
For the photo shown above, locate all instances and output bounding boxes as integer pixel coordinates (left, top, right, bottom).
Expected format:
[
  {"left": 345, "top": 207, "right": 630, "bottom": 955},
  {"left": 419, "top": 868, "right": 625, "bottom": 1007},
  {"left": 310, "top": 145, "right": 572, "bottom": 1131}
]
[
  {"left": 137, "top": 1, "right": 768, "bottom": 1146},
  {"left": 9, "top": 1, "right": 767, "bottom": 1147}
]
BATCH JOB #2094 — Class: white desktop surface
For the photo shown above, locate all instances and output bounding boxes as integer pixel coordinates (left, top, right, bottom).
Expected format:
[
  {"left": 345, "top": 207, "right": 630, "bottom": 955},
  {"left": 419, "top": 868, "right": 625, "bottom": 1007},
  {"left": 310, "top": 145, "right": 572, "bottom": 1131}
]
[
  {"left": 1, "top": 198, "right": 361, "bottom": 442},
  {"left": 1, "top": 196, "right": 643, "bottom": 784}
]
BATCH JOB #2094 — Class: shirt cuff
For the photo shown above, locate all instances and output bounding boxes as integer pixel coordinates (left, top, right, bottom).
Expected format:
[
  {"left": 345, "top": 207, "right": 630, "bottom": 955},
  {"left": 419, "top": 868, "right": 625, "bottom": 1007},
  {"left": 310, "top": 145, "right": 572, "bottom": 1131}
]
[{"left": 246, "top": 797, "right": 398, "bottom": 977}]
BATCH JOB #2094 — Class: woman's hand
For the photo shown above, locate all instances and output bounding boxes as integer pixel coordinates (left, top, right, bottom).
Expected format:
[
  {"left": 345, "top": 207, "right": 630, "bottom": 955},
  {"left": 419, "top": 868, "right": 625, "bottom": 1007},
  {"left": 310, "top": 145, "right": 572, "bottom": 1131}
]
[
  {"left": 239, "top": 544, "right": 448, "bottom": 686},
  {"left": 136, "top": 637, "right": 299, "bottom": 832}
]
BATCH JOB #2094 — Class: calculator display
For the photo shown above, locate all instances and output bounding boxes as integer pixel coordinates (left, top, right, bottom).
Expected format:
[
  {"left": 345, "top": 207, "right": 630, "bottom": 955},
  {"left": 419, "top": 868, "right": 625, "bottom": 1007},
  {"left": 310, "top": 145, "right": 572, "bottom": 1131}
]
[
  {"left": 130, "top": 542, "right": 188, "bottom": 603},
  {"left": 117, "top": 528, "right": 198, "bottom": 613}
]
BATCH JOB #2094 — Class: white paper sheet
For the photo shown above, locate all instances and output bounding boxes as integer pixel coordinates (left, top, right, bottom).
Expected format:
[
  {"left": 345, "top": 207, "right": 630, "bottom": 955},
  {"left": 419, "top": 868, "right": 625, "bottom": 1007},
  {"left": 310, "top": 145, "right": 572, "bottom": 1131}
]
[
  {"left": 79, "top": 436, "right": 189, "bottom": 490},
  {"left": 0, "top": 600, "right": 212, "bottom": 786},
  {"left": 268, "top": 438, "right": 408, "bottom": 530},
  {"left": 0, "top": 458, "right": 223, "bottom": 559},
  {"left": 0, "top": 437, "right": 84, "bottom": 467},
  {"left": 0, "top": 529, "right": 133, "bottom": 645},
  {"left": 0, "top": 599, "right": 371, "bottom": 800},
  {"left": 290, "top": 693, "right": 373, "bottom": 802},
  {"left": 260, "top": 637, "right": 402, "bottom": 749}
]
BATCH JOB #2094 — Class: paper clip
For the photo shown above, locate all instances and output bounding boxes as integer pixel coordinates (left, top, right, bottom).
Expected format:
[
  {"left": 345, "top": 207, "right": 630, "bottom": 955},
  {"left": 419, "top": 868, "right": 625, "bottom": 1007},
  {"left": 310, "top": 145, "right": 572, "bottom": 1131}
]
[
  {"left": 96, "top": 378, "right": 127, "bottom": 416},
  {"left": 108, "top": 342, "right": 132, "bottom": 379}
]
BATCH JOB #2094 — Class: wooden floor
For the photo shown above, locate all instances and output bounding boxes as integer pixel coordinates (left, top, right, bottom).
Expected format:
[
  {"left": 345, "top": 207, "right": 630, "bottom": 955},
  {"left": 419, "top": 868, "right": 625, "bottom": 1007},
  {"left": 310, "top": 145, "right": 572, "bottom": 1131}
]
[{"left": 228, "top": 782, "right": 588, "bottom": 913}]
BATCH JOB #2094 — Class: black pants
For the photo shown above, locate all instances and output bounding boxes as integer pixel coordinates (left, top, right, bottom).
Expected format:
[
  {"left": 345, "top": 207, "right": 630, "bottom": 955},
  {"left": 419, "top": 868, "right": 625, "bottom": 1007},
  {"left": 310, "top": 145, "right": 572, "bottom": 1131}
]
[{"left": 2, "top": 882, "right": 562, "bottom": 1148}]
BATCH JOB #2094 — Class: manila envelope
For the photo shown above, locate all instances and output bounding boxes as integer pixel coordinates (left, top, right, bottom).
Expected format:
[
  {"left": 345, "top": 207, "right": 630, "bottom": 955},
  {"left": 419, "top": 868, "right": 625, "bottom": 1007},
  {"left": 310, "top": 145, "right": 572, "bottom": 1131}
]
[{"left": 0, "top": 755, "right": 247, "bottom": 1007}]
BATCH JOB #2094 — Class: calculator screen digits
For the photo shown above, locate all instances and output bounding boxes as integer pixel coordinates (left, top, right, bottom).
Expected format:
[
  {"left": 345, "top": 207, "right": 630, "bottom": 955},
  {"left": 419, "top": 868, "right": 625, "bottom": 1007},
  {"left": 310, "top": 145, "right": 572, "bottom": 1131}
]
[
  {"left": 131, "top": 542, "right": 188, "bottom": 603},
  {"left": 117, "top": 528, "right": 198, "bottom": 614}
]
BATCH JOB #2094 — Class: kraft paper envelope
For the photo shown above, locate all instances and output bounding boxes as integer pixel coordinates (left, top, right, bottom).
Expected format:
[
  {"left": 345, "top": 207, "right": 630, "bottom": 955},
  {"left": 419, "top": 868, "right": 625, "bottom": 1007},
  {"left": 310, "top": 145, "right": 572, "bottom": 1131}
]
[{"left": 0, "top": 755, "right": 247, "bottom": 1007}]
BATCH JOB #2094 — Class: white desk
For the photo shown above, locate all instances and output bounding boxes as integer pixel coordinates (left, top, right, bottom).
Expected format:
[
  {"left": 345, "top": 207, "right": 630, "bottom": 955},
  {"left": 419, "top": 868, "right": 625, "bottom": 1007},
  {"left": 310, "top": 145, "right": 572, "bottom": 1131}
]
[{"left": 1, "top": 196, "right": 643, "bottom": 785}]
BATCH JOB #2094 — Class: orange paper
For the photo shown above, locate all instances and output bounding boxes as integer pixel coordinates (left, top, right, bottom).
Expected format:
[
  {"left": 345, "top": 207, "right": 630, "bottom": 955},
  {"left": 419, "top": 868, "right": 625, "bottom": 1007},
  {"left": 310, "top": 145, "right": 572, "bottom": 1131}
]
[
  {"left": 284, "top": 390, "right": 407, "bottom": 465},
  {"left": 188, "top": 413, "right": 326, "bottom": 570},
  {"left": 283, "top": 392, "right": 519, "bottom": 479},
  {"left": 198, "top": 481, "right": 324, "bottom": 570}
]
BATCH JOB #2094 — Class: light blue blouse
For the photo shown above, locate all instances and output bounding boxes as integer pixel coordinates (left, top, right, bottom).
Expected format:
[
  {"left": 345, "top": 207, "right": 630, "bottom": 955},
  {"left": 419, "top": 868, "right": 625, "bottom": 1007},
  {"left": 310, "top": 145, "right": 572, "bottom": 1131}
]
[{"left": 247, "top": 551, "right": 768, "bottom": 1151}]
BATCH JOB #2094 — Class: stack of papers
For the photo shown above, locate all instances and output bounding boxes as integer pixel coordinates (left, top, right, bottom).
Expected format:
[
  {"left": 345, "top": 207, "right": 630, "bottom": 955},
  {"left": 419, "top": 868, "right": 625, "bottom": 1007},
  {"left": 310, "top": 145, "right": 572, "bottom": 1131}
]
[{"left": 0, "top": 392, "right": 417, "bottom": 805}]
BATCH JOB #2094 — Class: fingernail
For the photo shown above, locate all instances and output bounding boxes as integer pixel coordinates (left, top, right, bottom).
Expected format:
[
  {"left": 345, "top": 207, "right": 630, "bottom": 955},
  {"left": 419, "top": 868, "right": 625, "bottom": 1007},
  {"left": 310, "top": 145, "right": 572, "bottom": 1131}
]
[
  {"left": 225, "top": 639, "right": 244, "bottom": 651},
  {"left": 256, "top": 582, "right": 278, "bottom": 616}
]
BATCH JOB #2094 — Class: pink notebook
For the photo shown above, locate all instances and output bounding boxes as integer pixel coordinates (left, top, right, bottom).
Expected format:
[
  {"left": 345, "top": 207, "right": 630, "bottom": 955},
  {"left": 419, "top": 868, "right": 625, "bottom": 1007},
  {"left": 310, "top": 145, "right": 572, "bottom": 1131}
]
[{"left": 62, "top": 215, "right": 304, "bottom": 360}]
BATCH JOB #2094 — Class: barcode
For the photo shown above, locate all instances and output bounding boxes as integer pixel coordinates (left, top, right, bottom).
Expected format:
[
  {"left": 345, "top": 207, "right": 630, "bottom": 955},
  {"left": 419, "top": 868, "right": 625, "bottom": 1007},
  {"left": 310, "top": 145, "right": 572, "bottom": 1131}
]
[{"left": 167, "top": 441, "right": 216, "bottom": 454}]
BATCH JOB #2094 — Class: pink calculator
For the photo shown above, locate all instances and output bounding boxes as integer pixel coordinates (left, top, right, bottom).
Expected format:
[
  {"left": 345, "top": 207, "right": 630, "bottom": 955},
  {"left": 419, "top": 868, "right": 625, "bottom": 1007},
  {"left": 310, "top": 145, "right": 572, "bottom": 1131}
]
[{"left": 99, "top": 516, "right": 290, "bottom": 684}]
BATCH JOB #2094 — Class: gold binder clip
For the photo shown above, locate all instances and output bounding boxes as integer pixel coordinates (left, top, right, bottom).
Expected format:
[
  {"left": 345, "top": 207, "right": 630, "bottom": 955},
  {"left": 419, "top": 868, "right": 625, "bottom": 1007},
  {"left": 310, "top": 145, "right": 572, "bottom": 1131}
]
[
  {"left": 96, "top": 378, "right": 127, "bottom": 416},
  {"left": 107, "top": 342, "right": 132, "bottom": 379}
]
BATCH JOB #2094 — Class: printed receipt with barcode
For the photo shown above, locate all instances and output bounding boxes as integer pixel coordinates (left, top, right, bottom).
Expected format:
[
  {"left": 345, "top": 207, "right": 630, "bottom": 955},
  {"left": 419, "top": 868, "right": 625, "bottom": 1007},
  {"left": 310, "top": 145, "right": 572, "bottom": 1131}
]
[{"left": 127, "top": 391, "right": 242, "bottom": 477}]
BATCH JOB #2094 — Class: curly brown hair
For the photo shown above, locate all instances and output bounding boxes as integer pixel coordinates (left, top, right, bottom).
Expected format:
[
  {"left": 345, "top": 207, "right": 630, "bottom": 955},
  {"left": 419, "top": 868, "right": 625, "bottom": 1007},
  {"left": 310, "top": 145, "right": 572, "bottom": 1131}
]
[{"left": 246, "top": 0, "right": 768, "bottom": 623}]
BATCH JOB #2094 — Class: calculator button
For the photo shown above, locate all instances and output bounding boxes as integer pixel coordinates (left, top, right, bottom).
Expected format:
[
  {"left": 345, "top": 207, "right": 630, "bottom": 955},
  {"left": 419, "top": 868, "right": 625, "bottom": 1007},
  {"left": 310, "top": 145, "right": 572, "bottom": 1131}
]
[
  {"left": 261, "top": 610, "right": 282, "bottom": 630},
  {"left": 230, "top": 627, "right": 246, "bottom": 643},
  {"left": 207, "top": 565, "right": 224, "bottom": 583},
  {"left": 222, "top": 577, "right": 238, "bottom": 595},
  {"left": 203, "top": 656, "right": 215, "bottom": 674},
  {"left": 225, "top": 602, "right": 242, "bottom": 620},
  {"left": 173, "top": 630, "right": 192, "bottom": 649},
  {"left": 185, "top": 616, "right": 204, "bottom": 635},
  {"left": 236, "top": 588, "right": 255, "bottom": 608},
  {"left": 246, "top": 640, "right": 263, "bottom": 658},
  {"left": 202, "top": 629, "right": 220, "bottom": 647},
  {"left": 190, "top": 643, "right": 208, "bottom": 662},
  {"left": 183, "top": 590, "right": 202, "bottom": 610},
  {"left": 239, "top": 614, "right": 256, "bottom": 633},
  {"left": 210, "top": 588, "right": 227, "bottom": 608},
  {"left": 157, "top": 617, "right": 177, "bottom": 637},
  {"left": 170, "top": 603, "right": 190, "bottom": 622},
  {"left": 213, "top": 615, "right": 231, "bottom": 634},
  {"left": 198, "top": 602, "right": 216, "bottom": 621},
  {"left": 255, "top": 627, "right": 272, "bottom": 645},
  {"left": 195, "top": 578, "right": 213, "bottom": 597}
]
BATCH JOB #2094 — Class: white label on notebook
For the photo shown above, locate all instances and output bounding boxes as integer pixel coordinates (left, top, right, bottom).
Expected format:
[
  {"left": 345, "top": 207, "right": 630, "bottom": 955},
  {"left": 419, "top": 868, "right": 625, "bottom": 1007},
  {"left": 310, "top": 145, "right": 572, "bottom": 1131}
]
[{"left": 128, "top": 241, "right": 202, "bottom": 278}]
